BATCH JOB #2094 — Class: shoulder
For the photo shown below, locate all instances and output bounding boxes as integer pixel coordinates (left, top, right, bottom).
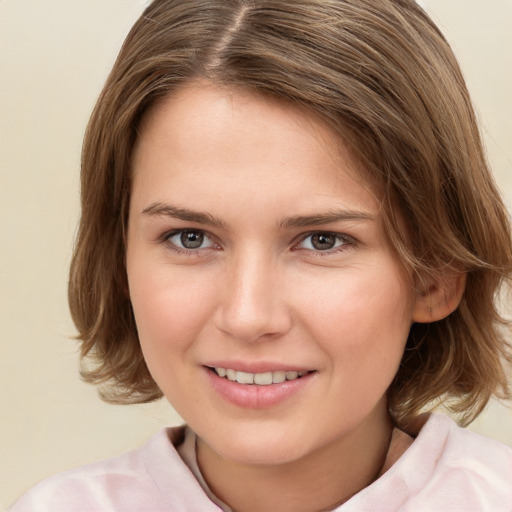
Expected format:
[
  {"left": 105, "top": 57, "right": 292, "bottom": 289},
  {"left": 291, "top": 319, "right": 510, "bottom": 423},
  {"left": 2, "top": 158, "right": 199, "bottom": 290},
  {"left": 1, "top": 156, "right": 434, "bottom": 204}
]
[
  {"left": 421, "top": 413, "right": 512, "bottom": 475},
  {"left": 343, "top": 413, "right": 512, "bottom": 512},
  {"left": 8, "top": 426, "right": 213, "bottom": 512},
  {"left": 400, "top": 414, "right": 512, "bottom": 510}
]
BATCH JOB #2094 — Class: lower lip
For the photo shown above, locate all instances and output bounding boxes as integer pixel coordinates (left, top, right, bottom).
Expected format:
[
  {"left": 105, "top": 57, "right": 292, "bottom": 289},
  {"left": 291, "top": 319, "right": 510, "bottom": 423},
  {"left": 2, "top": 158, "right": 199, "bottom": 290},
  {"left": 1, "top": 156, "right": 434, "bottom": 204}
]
[{"left": 204, "top": 368, "right": 314, "bottom": 409}]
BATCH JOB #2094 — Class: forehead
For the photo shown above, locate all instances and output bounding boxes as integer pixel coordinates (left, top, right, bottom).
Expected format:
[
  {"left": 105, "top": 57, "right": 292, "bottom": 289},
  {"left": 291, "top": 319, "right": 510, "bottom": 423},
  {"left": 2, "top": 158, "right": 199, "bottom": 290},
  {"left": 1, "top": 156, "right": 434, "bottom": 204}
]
[
  {"left": 136, "top": 82, "right": 340, "bottom": 163},
  {"left": 131, "top": 83, "right": 383, "bottom": 225},
  {"left": 132, "top": 81, "right": 379, "bottom": 204}
]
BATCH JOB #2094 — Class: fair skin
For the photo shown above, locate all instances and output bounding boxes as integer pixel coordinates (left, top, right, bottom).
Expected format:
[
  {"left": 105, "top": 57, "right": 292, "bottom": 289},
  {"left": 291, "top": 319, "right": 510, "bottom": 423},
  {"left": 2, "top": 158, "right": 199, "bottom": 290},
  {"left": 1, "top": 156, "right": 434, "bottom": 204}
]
[{"left": 126, "top": 82, "right": 461, "bottom": 511}]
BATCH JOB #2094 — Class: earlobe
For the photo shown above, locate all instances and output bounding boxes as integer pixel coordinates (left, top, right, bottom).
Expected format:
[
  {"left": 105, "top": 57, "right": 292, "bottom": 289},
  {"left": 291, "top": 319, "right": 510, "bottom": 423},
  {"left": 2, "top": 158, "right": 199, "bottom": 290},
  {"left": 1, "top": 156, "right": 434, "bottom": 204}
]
[{"left": 412, "top": 271, "right": 466, "bottom": 323}]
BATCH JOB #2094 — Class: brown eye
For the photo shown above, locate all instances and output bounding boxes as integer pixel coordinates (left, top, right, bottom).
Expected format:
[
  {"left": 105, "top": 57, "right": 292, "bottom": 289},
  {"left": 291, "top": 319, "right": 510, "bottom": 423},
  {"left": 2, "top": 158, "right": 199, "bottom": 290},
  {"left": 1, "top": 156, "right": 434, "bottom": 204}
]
[
  {"left": 181, "top": 230, "right": 204, "bottom": 249},
  {"left": 167, "top": 229, "right": 214, "bottom": 250},
  {"left": 310, "top": 233, "right": 336, "bottom": 250},
  {"left": 297, "top": 232, "right": 351, "bottom": 252}
]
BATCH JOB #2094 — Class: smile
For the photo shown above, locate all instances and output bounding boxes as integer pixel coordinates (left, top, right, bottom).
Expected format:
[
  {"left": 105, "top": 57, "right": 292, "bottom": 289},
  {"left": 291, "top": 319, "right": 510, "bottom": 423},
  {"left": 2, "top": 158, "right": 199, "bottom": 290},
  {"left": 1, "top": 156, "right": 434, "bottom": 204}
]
[
  {"left": 212, "top": 367, "right": 310, "bottom": 385},
  {"left": 205, "top": 365, "right": 316, "bottom": 409}
]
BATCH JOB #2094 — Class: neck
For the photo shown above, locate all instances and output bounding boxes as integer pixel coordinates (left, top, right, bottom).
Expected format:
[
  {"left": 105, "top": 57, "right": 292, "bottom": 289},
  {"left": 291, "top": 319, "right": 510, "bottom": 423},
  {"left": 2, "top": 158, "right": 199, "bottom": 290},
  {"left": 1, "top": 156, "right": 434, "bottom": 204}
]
[{"left": 196, "top": 403, "right": 393, "bottom": 512}]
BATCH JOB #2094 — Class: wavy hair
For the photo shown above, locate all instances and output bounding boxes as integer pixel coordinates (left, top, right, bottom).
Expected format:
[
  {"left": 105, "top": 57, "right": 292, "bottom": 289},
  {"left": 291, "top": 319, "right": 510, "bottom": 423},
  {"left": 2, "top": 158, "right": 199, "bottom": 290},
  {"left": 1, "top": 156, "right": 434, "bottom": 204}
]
[{"left": 69, "top": 0, "right": 512, "bottom": 426}]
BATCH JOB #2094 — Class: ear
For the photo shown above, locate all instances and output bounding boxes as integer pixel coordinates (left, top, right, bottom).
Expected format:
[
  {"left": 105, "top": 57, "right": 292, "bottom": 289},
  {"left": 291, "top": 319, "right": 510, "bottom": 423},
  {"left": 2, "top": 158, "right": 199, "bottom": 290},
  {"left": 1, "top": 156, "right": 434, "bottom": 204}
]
[{"left": 412, "top": 270, "right": 466, "bottom": 323}]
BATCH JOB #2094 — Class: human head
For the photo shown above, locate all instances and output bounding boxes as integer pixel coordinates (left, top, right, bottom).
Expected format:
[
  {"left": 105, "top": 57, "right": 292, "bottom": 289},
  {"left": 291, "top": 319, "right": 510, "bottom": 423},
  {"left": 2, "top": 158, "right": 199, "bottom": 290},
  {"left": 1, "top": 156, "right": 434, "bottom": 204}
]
[{"left": 69, "top": 0, "right": 512, "bottom": 426}]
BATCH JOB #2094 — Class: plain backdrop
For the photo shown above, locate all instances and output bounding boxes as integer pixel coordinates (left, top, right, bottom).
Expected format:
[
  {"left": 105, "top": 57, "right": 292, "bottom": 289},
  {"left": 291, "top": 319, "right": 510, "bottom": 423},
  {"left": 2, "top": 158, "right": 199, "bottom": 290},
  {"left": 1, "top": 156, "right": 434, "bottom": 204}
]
[{"left": 1, "top": 0, "right": 511, "bottom": 508}]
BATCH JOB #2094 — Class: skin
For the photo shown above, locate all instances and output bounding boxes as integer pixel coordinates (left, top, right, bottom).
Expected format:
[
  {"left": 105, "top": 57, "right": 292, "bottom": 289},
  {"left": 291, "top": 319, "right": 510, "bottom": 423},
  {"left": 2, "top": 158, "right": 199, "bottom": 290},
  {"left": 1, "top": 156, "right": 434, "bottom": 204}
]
[{"left": 126, "top": 81, "right": 460, "bottom": 511}]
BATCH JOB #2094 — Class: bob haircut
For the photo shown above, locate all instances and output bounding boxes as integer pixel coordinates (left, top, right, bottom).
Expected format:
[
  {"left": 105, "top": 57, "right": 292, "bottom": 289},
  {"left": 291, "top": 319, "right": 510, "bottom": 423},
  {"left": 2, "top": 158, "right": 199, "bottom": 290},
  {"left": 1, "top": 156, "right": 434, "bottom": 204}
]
[{"left": 69, "top": 0, "right": 512, "bottom": 427}]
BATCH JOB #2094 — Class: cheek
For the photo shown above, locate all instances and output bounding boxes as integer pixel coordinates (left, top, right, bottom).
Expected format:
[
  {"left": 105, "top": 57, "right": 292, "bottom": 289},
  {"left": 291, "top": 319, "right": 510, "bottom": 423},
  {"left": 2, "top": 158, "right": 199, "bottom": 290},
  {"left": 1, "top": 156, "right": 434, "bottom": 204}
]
[
  {"left": 300, "top": 269, "right": 412, "bottom": 419},
  {"left": 127, "top": 264, "right": 220, "bottom": 403},
  {"left": 127, "top": 262, "right": 217, "bottom": 357},
  {"left": 297, "top": 265, "right": 412, "bottom": 364}
]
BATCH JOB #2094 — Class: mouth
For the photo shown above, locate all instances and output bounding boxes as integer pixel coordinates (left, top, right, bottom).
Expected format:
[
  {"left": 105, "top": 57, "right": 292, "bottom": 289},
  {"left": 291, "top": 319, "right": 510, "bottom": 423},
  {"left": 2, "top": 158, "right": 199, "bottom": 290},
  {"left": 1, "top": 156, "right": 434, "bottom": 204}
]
[
  {"left": 204, "top": 365, "right": 316, "bottom": 408},
  {"left": 208, "top": 366, "right": 314, "bottom": 385}
]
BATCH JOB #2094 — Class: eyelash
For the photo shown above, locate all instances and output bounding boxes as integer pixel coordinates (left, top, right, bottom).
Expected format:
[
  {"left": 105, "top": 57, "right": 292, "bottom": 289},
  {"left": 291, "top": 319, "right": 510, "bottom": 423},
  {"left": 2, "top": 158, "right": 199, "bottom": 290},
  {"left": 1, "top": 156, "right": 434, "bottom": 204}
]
[
  {"left": 161, "top": 229, "right": 355, "bottom": 257},
  {"left": 293, "top": 231, "right": 355, "bottom": 256},
  {"left": 162, "top": 229, "right": 219, "bottom": 256}
]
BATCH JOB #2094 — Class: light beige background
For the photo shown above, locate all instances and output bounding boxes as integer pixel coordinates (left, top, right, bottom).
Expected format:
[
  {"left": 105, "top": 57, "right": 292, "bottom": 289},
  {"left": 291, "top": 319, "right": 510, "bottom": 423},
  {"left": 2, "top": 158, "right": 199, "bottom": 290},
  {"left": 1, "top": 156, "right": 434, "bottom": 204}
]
[{"left": 1, "top": 0, "right": 511, "bottom": 508}]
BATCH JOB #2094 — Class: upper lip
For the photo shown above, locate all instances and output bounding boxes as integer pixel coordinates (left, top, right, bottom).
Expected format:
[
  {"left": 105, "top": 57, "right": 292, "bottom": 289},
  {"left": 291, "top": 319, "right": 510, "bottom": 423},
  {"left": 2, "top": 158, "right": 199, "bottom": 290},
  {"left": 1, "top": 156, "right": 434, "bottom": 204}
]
[{"left": 204, "top": 361, "right": 314, "bottom": 374}]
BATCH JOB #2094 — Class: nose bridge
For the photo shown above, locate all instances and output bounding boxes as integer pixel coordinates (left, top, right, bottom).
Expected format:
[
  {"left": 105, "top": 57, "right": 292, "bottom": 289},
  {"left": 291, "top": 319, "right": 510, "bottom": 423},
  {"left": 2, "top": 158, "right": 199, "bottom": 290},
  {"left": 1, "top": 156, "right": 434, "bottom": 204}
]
[{"left": 215, "top": 246, "right": 290, "bottom": 342}]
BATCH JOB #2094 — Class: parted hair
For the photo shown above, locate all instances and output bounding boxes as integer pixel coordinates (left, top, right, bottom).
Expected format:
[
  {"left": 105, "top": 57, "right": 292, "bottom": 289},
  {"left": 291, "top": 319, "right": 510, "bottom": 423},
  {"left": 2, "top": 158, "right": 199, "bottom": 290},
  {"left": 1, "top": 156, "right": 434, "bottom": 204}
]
[{"left": 69, "top": 0, "right": 512, "bottom": 426}]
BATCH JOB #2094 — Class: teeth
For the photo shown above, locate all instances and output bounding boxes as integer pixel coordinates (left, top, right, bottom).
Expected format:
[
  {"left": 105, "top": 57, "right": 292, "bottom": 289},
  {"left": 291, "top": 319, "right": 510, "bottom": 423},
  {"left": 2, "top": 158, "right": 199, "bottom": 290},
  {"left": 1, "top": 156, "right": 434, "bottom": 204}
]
[
  {"left": 272, "top": 370, "right": 286, "bottom": 383},
  {"left": 213, "top": 367, "right": 310, "bottom": 385},
  {"left": 254, "top": 372, "right": 273, "bottom": 385},
  {"left": 236, "top": 371, "right": 254, "bottom": 384}
]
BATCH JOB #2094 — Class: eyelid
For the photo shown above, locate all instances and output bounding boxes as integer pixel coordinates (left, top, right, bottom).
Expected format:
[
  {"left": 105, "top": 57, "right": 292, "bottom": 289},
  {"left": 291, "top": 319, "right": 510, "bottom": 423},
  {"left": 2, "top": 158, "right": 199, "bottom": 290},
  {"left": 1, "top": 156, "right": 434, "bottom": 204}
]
[
  {"left": 162, "top": 228, "right": 219, "bottom": 253},
  {"left": 292, "top": 231, "right": 356, "bottom": 253},
  {"left": 159, "top": 228, "right": 356, "bottom": 257}
]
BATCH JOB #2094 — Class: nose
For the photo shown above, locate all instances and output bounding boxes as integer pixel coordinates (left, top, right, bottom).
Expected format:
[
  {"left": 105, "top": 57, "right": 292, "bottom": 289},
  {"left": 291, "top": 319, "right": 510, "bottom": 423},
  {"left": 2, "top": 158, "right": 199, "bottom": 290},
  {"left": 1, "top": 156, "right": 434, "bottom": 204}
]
[{"left": 213, "top": 250, "right": 292, "bottom": 343}]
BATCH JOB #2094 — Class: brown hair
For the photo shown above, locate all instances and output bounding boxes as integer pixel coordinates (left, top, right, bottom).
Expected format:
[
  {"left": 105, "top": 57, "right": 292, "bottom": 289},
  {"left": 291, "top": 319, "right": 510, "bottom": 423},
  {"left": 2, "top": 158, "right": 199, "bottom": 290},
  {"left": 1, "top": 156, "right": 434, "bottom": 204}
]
[{"left": 69, "top": 0, "right": 512, "bottom": 426}]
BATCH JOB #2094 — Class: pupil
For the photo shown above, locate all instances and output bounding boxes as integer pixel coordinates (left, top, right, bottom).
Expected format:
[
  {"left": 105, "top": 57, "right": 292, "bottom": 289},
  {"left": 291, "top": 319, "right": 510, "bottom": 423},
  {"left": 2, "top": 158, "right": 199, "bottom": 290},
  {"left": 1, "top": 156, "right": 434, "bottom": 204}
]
[
  {"left": 312, "top": 233, "right": 335, "bottom": 250},
  {"left": 181, "top": 231, "right": 203, "bottom": 249}
]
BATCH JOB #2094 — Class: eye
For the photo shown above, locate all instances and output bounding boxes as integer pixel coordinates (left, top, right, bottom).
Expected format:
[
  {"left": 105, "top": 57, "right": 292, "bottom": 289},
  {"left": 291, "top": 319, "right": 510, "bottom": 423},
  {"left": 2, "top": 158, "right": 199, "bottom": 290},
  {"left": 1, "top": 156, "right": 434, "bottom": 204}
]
[
  {"left": 166, "top": 229, "right": 215, "bottom": 250},
  {"left": 298, "top": 232, "right": 351, "bottom": 251}
]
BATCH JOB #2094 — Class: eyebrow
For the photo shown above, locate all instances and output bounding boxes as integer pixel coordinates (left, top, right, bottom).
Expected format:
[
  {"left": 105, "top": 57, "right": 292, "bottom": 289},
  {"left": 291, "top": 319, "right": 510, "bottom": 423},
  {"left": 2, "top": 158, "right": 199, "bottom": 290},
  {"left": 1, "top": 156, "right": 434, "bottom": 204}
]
[
  {"left": 141, "top": 202, "right": 374, "bottom": 230},
  {"left": 279, "top": 210, "right": 375, "bottom": 228},
  {"left": 141, "top": 202, "right": 227, "bottom": 228}
]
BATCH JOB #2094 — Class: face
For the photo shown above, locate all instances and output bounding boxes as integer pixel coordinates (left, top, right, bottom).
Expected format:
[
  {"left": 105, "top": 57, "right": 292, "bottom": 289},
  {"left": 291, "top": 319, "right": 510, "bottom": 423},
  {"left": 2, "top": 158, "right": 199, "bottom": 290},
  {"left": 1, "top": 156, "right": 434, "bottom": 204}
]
[{"left": 126, "top": 82, "right": 420, "bottom": 466}]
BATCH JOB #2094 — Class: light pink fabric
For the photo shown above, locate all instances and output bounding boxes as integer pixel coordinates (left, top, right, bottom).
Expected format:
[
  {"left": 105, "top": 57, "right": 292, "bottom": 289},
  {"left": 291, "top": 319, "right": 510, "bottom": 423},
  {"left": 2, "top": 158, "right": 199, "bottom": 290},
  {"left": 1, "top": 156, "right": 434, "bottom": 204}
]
[{"left": 9, "top": 414, "right": 512, "bottom": 511}]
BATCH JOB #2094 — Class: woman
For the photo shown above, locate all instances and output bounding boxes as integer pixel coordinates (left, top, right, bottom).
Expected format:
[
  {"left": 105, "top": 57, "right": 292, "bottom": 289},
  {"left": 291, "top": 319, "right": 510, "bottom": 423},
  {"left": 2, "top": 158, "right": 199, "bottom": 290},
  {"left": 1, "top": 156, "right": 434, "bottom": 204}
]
[{"left": 10, "top": 1, "right": 512, "bottom": 510}]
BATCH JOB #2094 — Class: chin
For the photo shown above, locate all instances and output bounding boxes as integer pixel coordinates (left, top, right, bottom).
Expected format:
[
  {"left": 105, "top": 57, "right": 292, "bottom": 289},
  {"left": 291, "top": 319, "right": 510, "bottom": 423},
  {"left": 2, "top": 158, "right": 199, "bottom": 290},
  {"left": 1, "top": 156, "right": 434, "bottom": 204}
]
[
  {"left": 202, "top": 422, "right": 317, "bottom": 467},
  {"left": 223, "top": 443, "right": 305, "bottom": 467}
]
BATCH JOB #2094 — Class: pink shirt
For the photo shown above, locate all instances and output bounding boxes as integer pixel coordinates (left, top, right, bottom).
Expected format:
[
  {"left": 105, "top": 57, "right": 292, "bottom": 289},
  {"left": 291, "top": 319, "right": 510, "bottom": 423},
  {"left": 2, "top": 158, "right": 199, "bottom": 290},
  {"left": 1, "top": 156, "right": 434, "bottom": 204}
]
[{"left": 9, "top": 414, "right": 512, "bottom": 511}]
